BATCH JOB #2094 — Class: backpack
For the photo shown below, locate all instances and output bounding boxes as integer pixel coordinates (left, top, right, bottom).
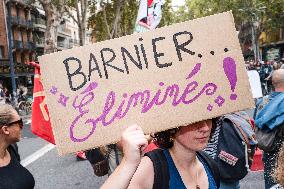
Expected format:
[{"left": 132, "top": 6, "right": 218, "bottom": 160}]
[
  {"left": 145, "top": 149, "right": 220, "bottom": 189},
  {"left": 255, "top": 96, "right": 284, "bottom": 152},
  {"left": 215, "top": 112, "right": 256, "bottom": 182}
]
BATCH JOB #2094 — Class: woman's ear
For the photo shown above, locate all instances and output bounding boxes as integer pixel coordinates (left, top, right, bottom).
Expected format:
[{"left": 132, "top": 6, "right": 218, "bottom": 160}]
[{"left": 0, "top": 126, "right": 10, "bottom": 135}]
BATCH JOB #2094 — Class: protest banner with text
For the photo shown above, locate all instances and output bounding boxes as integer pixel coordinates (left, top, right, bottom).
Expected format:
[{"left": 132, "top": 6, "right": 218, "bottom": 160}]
[{"left": 39, "top": 11, "right": 254, "bottom": 155}]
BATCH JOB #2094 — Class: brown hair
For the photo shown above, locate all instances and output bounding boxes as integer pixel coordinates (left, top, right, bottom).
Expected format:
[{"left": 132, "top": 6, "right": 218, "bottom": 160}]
[
  {"left": 0, "top": 104, "right": 16, "bottom": 127},
  {"left": 152, "top": 118, "right": 217, "bottom": 149},
  {"left": 273, "top": 142, "right": 284, "bottom": 186}
]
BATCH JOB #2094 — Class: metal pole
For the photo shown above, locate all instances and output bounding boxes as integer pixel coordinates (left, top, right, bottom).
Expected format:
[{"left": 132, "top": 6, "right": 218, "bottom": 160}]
[
  {"left": 251, "top": 21, "right": 257, "bottom": 63},
  {"left": 6, "top": 0, "right": 17, "bottom": 104}
]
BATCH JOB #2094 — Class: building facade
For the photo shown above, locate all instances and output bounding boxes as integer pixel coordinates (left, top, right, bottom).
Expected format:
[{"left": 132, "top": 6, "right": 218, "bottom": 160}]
[
  {"left": 1, "top": 0, "right": 35, "bottom": 96},
  {"left": 0, "top": 0, "right": 92, "bottom": 97}
]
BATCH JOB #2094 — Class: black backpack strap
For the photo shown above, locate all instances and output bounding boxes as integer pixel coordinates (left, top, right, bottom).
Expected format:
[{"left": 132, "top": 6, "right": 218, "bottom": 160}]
[
  {"left": 113, "top": 145, "right": 120, "bottom": 166},
  {"left": 198, "top": 151, "right": 220, "bottom": 189},
  {"left": 144, "top": 149, "right": 169, "bottom": 189}
]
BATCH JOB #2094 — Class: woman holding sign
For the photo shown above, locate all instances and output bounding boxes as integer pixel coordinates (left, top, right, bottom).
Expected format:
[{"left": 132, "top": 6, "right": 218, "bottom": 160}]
[
  {"left": 128, "top": 120, "right": 219, "bottom": 189},
  {"left": 100, "top": 125, "right": 148, "bottom": 189},
  {"left": 101, "top": 120, "right": 218, "bottom": 189}
]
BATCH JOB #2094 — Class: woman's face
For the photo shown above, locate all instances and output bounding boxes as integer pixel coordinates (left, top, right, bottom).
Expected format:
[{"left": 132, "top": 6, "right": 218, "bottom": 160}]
[
  {"left": 174, "top": 120, "right": 212, "bottom": 151},
  {"left": 6, "top": 110, "right": 23, "bottom": 142}
]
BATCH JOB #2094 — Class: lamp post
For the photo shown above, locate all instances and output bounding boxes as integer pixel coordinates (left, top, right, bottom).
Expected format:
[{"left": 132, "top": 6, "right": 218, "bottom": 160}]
[{"left": 6, "top": 0, "right": 17, "bottom": 104}]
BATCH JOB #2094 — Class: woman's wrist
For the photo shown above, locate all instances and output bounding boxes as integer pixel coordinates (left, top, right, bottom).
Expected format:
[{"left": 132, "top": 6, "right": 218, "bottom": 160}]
[{"left": 120, "top": 157, "right": 141, "bottom": 172}]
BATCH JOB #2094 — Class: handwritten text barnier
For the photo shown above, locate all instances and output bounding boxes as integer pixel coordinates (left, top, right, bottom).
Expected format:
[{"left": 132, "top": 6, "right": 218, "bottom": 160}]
[{"left": 63, "top": 31, "right": 195, "bottom": 91}]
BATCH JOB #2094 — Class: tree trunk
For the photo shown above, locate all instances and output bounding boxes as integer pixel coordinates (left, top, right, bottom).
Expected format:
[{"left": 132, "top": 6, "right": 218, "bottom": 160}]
[
  {"left": 70, "top": 0, "right": 87, "bottom": 46},
  {"left": 111, "top": 0, "right": 125, "bottom": 38},
  {"left": 39, "top": 0, "right": 64, "bottom": 54}
]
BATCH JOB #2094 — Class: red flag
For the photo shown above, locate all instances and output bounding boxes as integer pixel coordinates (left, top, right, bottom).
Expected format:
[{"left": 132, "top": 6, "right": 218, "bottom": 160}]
[{"left": 29, "top": 62, "right": 55, "bottom": 144}]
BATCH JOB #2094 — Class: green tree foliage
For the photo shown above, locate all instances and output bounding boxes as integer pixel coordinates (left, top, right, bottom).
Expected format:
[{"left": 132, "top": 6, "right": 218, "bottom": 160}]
[
  {"left": 89, "top": 0, "right": 175, "bottom": 42},
  {"left": 159, "top": 0, "right": 174, "bottom": 27},
  {"left": 181, "top": 0, "right": 284, "bottom": 35},
  {"left": 88, "top": 0, "right": 139, "bottom": 42}
]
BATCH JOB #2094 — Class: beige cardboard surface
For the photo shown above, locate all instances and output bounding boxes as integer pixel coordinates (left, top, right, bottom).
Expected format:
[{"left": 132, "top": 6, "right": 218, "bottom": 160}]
[{"left": 39, "top": 11, "right": 254, "bottom": 155}]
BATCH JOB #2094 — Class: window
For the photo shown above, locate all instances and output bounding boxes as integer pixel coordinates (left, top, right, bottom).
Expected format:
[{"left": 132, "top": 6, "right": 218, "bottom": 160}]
[
  {"left": 0, "top": 46, "right": 4, "bottom": 59},
  {"left": 18, "top": 31, "right": 23, "bottom": 41}
]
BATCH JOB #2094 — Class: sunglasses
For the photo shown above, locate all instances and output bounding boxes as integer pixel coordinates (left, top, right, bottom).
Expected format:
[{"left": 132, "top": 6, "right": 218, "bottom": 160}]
[{"left": 8, "top": 118, "right": 24, "bottom": 129}]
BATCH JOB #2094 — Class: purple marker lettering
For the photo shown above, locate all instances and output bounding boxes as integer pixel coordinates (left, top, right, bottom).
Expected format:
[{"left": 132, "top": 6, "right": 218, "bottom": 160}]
[
  {"left": 186, "top": 63, "right": 201, "bottom": 79},
  {"left": 100, "top": 91, "right": 116, "bottom": 126},
  {"left": 114, "top": 93, "right": 128, "bottom": 119},
  {"left": 118, "top": 91, "right": 149, "bottom": 118},
  {"left": 207, "top": 104, "right": 213, "bottom": 111},
  {"left": 214, "top": 96, "right": 225, "bottom": 107},
  {"left": 81, "top": 82, "right": 98, "bottom": 94},
  {"left": 58, "top": 94, "right": 69, "bottom": 107},
  {"left": 69, "top": 63, "right": 219, "bottom": 143},
  {"left": 181, "top": 81, "right": 198, "bottom": 103},
  {"left": 50, "top": 86, "right": 58, "bottom": 95},
  {"left": 223, "top": 57, "right": 238, "bottom": 100},
  {"left": 69, "top": 112, "right": 97, "bottom": 142},
  {"left": 70, "top": 82, "right": 97, "bottom": 142},
  {"left": 183, "top": 83, "right": 217, "bottom": 104}
]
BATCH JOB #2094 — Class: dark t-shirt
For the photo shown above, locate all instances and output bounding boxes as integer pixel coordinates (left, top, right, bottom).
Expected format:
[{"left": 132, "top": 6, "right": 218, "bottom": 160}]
[{"left": 0, "top": 146, "right": 35, "bottom": 189}]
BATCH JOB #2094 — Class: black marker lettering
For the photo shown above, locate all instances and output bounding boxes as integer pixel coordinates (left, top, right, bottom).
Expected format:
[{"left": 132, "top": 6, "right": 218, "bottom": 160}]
[
  {"left": 100, "top": 48, "right": 124, "bottom": 79},
  {"left": 88, "top": 53, "right": 102, "bottom": 80},
  {"left": 173, "top": 31, "right": 195, "bottom": 61},
  {"left": 63, "top": 57, "right": 87, "bottom": 91},
  {"left": 139, "top": 38, "right": 149, "bottom": 69},
  {"left": 121, "top": 46, "right": 142, "bottom": 74},
  {"left": 152, "top": 37, "right": 172, "bottom": 68}
]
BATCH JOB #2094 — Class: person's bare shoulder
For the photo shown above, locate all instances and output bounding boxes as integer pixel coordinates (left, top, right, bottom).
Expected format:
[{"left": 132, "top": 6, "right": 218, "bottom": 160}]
[{"left": 128, "top": 156, "right": 154, "bottom": 189}]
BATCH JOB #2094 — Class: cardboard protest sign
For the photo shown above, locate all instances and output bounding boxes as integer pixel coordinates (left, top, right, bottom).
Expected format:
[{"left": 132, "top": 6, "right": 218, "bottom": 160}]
[{"left": 39, "top": 11, "right": 254, "bottom": 155}]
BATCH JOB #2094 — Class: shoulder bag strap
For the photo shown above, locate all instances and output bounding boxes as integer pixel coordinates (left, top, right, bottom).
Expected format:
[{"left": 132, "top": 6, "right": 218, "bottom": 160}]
[
  {"left": 113, "top": 145, "right": 120, "bottom": 165},
  {"left": 198, "top": 151, "right": 220, "bottom": 189},
  {"left": 145, "top": 149, "right": 169, "bottom": 189}
]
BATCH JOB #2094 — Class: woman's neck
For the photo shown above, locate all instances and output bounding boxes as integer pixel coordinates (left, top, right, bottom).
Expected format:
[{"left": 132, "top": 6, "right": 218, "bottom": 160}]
[
  {"left": 169, "top": 142, "right": 197, "bottom": 169},
  {"left": 0, "top": 142, "right": 9, "bottom": 159}
]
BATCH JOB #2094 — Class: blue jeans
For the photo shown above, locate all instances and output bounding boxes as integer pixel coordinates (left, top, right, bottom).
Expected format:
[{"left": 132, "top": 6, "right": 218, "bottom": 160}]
[{"left": 220, "top": 180, "right": 240, "bottom": 189}]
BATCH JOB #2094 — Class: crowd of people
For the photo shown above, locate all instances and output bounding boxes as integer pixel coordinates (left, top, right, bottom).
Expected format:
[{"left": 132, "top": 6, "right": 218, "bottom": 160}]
[
  {"left": 0, "top": 70, "right": 284, "bottom": 189},
  {"left": 245, "top": 59, "right": 284, "bottom": 95},
  {"left": 0, "top": 81, "right": 28, "bottom": 105}
]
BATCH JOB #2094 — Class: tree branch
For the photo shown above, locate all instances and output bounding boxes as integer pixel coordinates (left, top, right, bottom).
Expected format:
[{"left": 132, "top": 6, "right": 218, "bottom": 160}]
[
  {"left": 64, "top": 5, "right": 78, "bottom": 25},
  {"left": 111, "top": 0, "right": 125, "bottom": 38},
  {"left": 101, "top": 3, "right": 111, "bottom": 39}
]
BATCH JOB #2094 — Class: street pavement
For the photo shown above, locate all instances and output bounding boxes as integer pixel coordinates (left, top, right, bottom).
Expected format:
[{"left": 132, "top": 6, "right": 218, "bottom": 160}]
[{"left": 19, "top": 113, "right": 265, "bottom": 189}]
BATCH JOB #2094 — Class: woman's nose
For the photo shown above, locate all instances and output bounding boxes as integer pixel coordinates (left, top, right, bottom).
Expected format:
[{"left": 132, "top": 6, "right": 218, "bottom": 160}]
[{"left": 198, "top": 120, "right": 212, "bottom": 132}]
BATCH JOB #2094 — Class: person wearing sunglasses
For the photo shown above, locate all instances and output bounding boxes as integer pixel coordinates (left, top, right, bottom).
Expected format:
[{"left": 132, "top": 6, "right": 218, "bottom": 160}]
[{"left": 0, "top": 104, "right": 35, "bottom": 189}]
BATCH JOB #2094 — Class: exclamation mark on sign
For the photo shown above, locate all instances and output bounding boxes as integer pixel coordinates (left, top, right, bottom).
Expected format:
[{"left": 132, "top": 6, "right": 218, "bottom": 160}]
[{"left": 223, "top": 57, "right": 238, "bottom": 100}]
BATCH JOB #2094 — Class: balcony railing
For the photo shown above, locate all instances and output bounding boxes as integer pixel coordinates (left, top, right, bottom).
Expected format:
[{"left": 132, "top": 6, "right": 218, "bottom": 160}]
[
  {"left": 9, "top": 0, "right": 32, "bottom": 7},
  {"left": 58, "top": 26, "right": 71, "bottom": 35},
  {"left": 33, "top": 18, "right": 46, "bottom": 28},
  {"left": 69, "top": 38, "right": 79, "bottom": 45},
  {"left": 11, "top": 16, "right": 18, "bottom": 25},
  {"left": 12, "top": 40, "right": 23, "bottom": 50},
  {"left": 14, "top": 62, "right": 34, "bottom": 74},
  {"left": 23, "top": 41, "right": 36, "bottom": 51},
  {"left": 0, "top": 59, "right": 10, "bottom": 66},
  {"left": 57, "top": 41, "right": 66, "bottom": 48},
  {"left": 10, "top": 16, "right": 33, "bottom": 28},
  {"left": 0, "top": 59, "right": 10, "bottom": 74},
  {"left": 35, "top": 38, "right": 45, "bottom": 47}
]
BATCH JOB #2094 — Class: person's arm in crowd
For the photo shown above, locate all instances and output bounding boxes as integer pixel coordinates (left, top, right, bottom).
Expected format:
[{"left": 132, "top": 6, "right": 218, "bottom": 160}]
[{"left": 100, "top": 125, "right": 148, "bottom": 189}]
